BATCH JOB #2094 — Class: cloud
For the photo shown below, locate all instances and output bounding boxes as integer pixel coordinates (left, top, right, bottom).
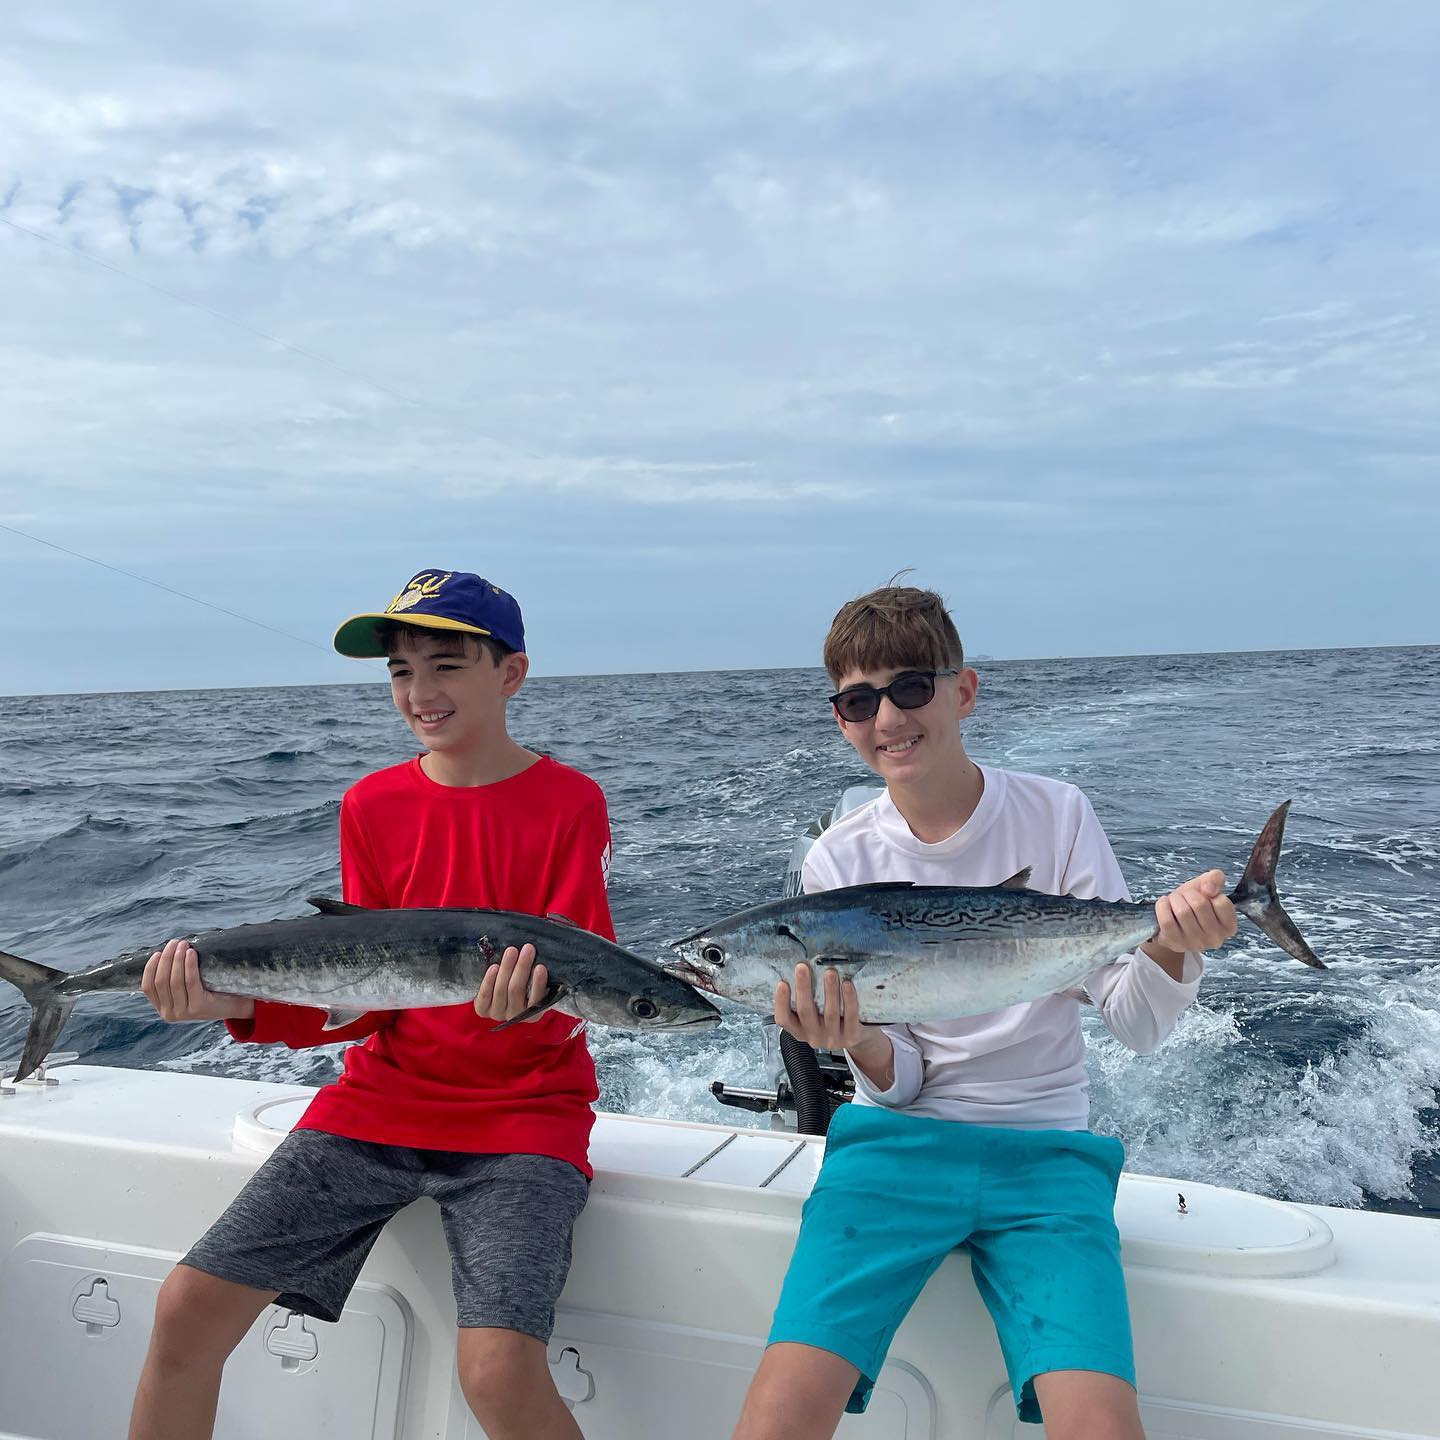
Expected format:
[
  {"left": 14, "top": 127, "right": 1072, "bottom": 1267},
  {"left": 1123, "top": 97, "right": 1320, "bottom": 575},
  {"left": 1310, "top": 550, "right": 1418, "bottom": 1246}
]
[{"left": 1, "top": 0, "right": 1438, "bottom": 689}]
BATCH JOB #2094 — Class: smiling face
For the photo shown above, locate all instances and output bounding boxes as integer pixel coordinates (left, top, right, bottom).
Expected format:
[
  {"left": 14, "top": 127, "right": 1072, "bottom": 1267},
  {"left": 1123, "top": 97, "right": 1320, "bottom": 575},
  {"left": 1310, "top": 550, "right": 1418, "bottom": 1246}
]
[
  {"left": 386, "top": 630, "right": 527, "bottom": 757},
  {"left": 832, "top": 662, "right": 979, "bottom": 787}
]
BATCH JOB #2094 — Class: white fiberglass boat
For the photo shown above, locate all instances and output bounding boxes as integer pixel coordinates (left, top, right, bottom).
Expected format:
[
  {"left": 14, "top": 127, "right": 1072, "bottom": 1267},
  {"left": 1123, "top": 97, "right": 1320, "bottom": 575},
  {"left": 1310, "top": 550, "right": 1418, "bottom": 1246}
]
[{"left": 1, "top": 791, "right": 1437, "bottom": 1439}]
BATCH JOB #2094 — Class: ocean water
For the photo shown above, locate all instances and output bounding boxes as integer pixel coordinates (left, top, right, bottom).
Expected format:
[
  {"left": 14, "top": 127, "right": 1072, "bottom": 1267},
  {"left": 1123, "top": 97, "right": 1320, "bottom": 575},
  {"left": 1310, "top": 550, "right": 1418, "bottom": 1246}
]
[{"left": 1, "top": 647, "right": 1436, "bottom": 1215}]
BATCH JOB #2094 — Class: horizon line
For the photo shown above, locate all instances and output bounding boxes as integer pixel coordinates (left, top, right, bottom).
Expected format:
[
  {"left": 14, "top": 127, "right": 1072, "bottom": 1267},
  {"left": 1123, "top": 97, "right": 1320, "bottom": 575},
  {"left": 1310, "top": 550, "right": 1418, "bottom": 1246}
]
[{"left": 2, "top": 639, "right": 1433, "bottom": 702}]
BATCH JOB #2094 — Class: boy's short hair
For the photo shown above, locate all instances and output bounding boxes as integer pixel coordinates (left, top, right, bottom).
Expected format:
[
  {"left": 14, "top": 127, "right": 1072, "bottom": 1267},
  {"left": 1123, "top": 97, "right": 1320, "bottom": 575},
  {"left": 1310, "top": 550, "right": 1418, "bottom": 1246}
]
[
  {"left": 379, "top": 620, "right": 515, "bottom": 668},
  {"left": 822, "top": 583, "right": 964, "bottom": 684}
]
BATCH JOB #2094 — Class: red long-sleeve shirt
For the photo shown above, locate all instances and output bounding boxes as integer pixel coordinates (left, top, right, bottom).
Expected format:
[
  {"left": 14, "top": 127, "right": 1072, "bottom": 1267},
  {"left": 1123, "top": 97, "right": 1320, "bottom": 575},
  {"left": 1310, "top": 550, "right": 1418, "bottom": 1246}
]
[{"left": 226, "top": 754, "right": 615, "bottom": 1176}]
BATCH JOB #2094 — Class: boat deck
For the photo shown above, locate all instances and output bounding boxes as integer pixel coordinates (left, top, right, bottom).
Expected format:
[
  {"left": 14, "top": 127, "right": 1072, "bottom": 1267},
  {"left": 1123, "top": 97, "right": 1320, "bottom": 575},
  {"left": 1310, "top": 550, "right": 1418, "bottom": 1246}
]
[{"left": 2, "top": 1064, "right": 1438, "bottom": 1440}]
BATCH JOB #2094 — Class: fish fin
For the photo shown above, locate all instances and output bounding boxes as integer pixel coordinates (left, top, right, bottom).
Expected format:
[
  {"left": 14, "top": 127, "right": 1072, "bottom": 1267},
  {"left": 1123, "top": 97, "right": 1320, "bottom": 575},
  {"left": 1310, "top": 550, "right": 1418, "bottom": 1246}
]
[
  {"left": 1056, "top": 983, "right": 1094, "bottom": 1005},
  {"left": 307, "top": 897, "right": 370, "bottom": 916},
  {"left": 10, "top": 998, "right": 76, "bottom": 1083},
  {"left": 773, "top": 923, "right": 811, "bottom": 956},
  {"left": 546, "top": 912, "right": 579, "bottom": 928},
  {"left": 320, "top": 1007, "right": 370, "bottom": 1031},
  {"left": 1230, "top": 801, "right": 1325, "bottom": 970},
  {"left": 994, "top": 868, "right": 1034, "bottom": 892},
  {"left": 0, "top": 949, "right": 73, "bottom": 1082},
  {"left": 490, "top": 982, "right": 573, "bottom": 1033}
]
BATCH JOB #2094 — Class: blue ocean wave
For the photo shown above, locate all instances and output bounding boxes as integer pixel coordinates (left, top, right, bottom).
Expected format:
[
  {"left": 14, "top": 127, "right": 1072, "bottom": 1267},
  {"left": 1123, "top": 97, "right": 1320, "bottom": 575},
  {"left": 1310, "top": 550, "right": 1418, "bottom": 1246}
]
[{"left": 1, "top": 647, "right": 1436, "bottom": 1214}]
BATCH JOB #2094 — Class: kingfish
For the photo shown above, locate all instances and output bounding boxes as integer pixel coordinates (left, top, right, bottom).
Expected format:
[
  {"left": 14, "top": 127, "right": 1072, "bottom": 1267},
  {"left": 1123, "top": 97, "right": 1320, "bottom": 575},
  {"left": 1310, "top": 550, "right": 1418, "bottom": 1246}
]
[
  {"left": 668, "top": 801, "right": 1323, "bottom": 1023},
  {"left": 0, "top": 898, "right": 721, "bottom": 1082}
]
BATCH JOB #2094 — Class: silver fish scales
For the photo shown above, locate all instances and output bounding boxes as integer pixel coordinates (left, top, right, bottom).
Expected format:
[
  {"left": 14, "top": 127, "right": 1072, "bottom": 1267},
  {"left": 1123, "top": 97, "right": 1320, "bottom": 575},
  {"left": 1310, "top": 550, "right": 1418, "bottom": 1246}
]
[
  {"left": 1, "top": 898, "right": 720, "bottom": 1082},
  {"left": 668, "top": 802, "right": 1323, "bottom": 1023}
]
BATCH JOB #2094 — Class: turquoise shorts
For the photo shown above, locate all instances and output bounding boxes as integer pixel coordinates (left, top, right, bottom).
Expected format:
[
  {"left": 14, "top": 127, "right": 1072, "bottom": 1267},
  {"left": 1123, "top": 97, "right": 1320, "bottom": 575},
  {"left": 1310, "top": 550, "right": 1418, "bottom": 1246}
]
[{"left": 768, "top": 1103, "right": 1134, "bottom": 1425}]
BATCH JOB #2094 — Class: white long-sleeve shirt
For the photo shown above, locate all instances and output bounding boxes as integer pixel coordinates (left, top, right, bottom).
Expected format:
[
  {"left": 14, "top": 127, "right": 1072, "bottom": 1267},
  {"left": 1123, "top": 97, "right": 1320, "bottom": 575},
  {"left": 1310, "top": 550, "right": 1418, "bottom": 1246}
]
[{"left": 802, "top": 765, "right": 1202, "bottom": 1130}]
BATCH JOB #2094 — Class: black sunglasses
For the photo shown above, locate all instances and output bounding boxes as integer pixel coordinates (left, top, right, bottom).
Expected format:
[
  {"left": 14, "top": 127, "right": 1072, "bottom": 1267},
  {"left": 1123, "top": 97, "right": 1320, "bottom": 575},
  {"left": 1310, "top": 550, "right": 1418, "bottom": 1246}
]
[{"left": 829, "top": 668, "right": 958, "bottom": 723}]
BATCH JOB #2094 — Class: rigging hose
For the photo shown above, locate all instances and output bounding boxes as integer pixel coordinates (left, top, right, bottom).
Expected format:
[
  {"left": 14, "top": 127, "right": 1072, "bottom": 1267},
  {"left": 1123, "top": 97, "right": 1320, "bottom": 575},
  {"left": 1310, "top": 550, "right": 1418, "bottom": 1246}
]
[{"left": 779, "top": 1030, "right": 832, "bottom": 1136}]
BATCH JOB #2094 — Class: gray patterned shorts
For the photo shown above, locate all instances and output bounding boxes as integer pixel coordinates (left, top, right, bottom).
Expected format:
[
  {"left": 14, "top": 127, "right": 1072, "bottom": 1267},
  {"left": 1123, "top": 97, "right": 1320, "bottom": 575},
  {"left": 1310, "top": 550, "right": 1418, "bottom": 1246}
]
[{"left": 183, "top": 1128, "right": 589, "bottom": 1338}]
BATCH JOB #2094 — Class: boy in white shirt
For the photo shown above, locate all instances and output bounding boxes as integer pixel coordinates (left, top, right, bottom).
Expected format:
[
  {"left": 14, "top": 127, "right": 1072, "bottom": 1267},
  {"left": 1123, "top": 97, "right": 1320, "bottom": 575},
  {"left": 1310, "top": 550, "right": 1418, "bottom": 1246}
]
[{"left": 731, "top": 584, "right": 1237, "bottom": 1440}]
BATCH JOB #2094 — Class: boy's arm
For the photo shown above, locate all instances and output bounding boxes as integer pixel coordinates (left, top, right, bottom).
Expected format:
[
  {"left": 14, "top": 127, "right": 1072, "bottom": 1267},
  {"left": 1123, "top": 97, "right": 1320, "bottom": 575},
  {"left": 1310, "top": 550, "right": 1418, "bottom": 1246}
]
[
  {"left": 226, "top": 790, "right": 398, "bottom": 1049},
  {"left": 774, "top": 849, "right": 924, "bottom": 1107},
  {"left": 1064, "top": 792, "right": 1226, "bottom": 1055}
]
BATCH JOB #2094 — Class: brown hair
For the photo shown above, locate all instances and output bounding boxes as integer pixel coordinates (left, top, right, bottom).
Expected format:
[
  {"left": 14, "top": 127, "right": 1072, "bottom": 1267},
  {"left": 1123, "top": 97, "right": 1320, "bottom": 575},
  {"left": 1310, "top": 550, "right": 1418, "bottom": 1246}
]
[
  {"left": 822, "top": 581, "right": 964, "bottom": 684},
  {"left": 379, "top": 621, "right": 514, "bottom": 667}
]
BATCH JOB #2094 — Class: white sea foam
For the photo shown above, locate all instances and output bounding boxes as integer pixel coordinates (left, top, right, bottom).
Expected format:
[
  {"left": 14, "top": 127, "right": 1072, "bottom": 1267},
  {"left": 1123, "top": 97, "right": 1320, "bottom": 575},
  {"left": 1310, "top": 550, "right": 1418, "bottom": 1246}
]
[
  {"left": 5, "top": 648, "right": 1435, "bottom": 1215},
  {"left": 1088, "top": 976, "right": 1440, "bottom": 1207}
]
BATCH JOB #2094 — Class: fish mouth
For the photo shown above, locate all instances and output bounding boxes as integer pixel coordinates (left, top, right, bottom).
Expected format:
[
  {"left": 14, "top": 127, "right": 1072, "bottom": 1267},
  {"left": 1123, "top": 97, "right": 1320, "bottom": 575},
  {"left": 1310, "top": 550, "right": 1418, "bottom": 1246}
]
[
  {"left": 666, "top": 1011, "right": 722, "bottom": 1031},
  {"left": 663, "top": 958, "right": 720, "bottom": 995}
]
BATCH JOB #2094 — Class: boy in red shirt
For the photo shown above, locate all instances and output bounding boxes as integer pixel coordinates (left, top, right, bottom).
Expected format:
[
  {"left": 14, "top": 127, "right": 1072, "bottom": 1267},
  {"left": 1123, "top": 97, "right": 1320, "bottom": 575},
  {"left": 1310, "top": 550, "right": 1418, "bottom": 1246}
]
[{"left": 128, "top": 569, "right": 614, "bottom": 1440}]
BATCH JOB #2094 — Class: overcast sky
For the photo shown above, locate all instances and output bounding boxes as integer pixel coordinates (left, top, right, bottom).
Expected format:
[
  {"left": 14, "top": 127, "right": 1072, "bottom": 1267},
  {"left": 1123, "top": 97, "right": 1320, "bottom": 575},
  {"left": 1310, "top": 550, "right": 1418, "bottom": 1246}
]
[{"left": 3, "top": 1, "right": 1437, "bottom": 694}]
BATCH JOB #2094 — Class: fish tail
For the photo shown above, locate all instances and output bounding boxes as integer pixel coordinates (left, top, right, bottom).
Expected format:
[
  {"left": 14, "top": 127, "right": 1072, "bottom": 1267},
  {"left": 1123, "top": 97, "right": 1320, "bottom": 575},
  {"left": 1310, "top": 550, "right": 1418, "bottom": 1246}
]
[
  {"left": 1229, "top": 802, "right": 1325, "bottom": 970},
  {"left": 0, "top": 948, "right": 74, "bottom": 1082}
]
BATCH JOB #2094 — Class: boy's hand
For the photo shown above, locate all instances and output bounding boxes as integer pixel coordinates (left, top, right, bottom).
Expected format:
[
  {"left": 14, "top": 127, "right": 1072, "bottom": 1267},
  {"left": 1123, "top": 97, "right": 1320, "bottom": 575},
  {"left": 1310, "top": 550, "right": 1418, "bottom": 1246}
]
[
  {"left": 142, "top": 939, "right": 255, "bottom": 1023},
  {"left": 475, "top": 944, "right": 551, "bottom": 1024},
  {"left": 775, "top": 962, "right": 870, "bottom": 1052},
  {"left": 777, "top": 962, "right": 897, "bottom": 1091},
  {"left": 1151, "top": 869, "right": 1238, "bottom": 957}
]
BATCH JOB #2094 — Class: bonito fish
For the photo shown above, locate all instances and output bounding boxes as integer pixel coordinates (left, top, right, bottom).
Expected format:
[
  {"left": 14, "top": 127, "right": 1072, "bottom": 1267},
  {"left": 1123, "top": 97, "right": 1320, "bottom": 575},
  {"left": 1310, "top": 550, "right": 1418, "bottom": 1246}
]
[
  {"left": 1, "top": 898, "right": 720, "bottom": 1082},
  {"left": 668, "top": 801, "right": 1323, "bottom": 1023}
]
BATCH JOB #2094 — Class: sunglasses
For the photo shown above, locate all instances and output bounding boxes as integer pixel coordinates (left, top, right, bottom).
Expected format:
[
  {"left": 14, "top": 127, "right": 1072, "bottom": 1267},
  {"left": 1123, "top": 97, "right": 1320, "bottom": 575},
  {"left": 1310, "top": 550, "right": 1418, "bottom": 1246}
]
[{"left": 829, "top": 668, "right": 958, "bottom": 723}]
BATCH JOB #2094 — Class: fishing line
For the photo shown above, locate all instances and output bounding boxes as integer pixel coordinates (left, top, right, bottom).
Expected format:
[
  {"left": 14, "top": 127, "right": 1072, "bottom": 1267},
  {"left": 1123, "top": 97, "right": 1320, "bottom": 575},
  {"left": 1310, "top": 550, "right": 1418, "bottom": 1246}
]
[
  {"left": 0, "top": 519, "right": 365, "bottom": 666},
  {"left": 0, "top": 210, "right": 561, "bottom": 661}
]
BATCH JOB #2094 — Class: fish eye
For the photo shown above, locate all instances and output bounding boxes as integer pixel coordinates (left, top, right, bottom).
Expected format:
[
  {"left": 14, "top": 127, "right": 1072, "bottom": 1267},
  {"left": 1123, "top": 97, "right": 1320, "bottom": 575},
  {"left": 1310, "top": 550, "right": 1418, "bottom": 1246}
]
[
  {"left": 628, "top": 996, "right": 660, "bottom": 1020},
  {"left": 701, "top": 944, "right": 725, "bottom": 965}
]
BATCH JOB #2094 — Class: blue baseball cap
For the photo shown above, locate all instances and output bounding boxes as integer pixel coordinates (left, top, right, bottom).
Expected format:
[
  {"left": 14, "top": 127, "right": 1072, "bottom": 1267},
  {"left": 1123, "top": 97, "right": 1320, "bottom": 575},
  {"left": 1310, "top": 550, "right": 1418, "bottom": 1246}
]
[{"left": 333, "top": 569, "right": 526, "bottom": 658}]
